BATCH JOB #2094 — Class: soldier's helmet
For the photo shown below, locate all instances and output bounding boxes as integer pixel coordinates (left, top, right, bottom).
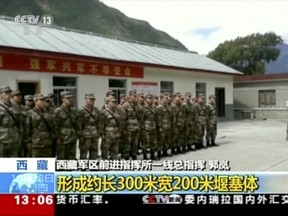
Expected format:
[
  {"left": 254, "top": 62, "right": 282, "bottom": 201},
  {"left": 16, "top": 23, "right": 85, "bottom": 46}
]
[{"left": 0, "top": 86, "right": 12, "bottom": 94}]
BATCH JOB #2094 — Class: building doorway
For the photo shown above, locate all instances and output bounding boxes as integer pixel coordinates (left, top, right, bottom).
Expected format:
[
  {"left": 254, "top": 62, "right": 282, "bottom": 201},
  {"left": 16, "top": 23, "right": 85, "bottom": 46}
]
[
  {"left": 215, "top": 87, "right": 225, "bottom": 117},
  {"left": 18, "top": 81, "right": 40, "bottom": 104},
  {"left": 109, "top": 79, "right": 126, "bottom": 104}
]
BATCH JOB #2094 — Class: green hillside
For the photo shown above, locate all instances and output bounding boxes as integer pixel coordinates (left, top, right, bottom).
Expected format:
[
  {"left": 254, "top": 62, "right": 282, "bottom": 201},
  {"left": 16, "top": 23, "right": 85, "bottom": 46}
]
[{"left": 0, "top": 0, "right": 187, "bottom": 50}]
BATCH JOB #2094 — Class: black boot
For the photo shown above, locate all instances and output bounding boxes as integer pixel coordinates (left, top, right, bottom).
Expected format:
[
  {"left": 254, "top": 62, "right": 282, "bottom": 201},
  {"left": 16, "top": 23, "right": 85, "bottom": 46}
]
[
  {"left": 211, "top": 140, "right": 219, "bottom": 147},
  {"left": 150, "top": 151, "right": 155, "bottom": 160},
  {"left": 143, "top": 152, "right": 148, "bottom": 160},
  {"left": 157, "top": 151, "right": 162, "bottom": 160}
]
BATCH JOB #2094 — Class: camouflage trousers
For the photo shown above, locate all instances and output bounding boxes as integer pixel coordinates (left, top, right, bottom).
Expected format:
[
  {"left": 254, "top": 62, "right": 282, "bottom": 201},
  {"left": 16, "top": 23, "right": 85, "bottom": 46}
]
[
  {"left": 31, "top": 145, "right": 53, "bottom": 157},
  {"left": 57, "top": 142, "right": 77, "bottom": 159},
  {"left": 0, "top": 142, "right": 19, "bottom": 157},
  {"left": 174, "top": 125, "right": 185, "bottom": 148},
  {"left": 185, "top": 123, "right": 194, "bottom": 146},
  {"left": 123, "top": 131, "right": 139, "bottom": 159},
  {"left": 206, "top": 123, "right": 217, "bottom": 143},
  {"left": 101, "top": 137, "right": 119, "bottom": 160},
  {"left": 79, "top": 137, "right": 99, "bottom": 159},
  {"left": 197, "top": 123, "right": 206, "bottom": 143},
  {"left": 142, "top": 130, "right": 157, "bottom": 153},
  {"left": 159, "top": 128, "right": 171, "bottom": 151}
]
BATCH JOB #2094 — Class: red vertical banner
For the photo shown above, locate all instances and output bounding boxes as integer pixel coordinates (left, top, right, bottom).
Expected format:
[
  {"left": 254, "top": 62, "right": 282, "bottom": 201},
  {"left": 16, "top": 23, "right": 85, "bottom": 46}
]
[{"left": 0, "top": 194, "right": 54, "bottom": 216}]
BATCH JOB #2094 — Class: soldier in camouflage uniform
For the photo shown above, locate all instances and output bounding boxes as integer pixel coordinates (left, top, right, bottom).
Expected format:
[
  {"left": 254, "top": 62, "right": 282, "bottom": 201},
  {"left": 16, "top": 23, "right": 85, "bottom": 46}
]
[
  {"left": 117, "top": 94, "right": 126, "bottom": 156},
  {"left": 183, "top": 92, "right": 195, "bottom": 151},
  {"left": 191, "top": 97, "right": 199, "bottom": 150},
  {"left": 206, "top": 95, "right": 219, "bottom": 147},
  {"left": 196, "top": 94, "right": 207, "bottom": 149},
  {"left": 171, "top": 93, "right": 186, "bottom": 153},
  {"left": 53, "top": 91, "right": 79, "bottom": 159},
  {"left": 44, "top": 93, "right": 56, "bottom": 114},
  {"left": 142, "top": 94, "right": 157, "bottom": 160},
  {"left": 78, "top": 93, "right": 102, "bottom": 159},
  {"left": 153, "top": 95, "right": 159, "bottom": 108},
  {"left": 137, "top": 92, "right": 145, "bottom": 155},
  {"left": 24, "top": 95, "right": 34, "bottom": 110},
  {"left": 102, "top": 90, "right": 115, "bottom": 110},
  {"left": 102, "top": 96, "right": 121, "bottom": 159},
  {"left": 122, "top": 90, "right": 141, "bottom": 160},
  {"left": 26, "top": 94, "right": 54, "bottom": 157},
  {"left": 11, "top": 90, "right": 28, "bottom": 157},
  {"left": 156, "top": 93, "right": 172, "bottom": 157},
  {"left": 0, "top": 86, "right": 20, "bottom": 157}
]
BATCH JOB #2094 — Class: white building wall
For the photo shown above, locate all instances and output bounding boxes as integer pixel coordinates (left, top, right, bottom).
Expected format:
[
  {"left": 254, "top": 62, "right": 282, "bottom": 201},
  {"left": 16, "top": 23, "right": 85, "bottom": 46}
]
[{"left": 0, "top": 67, "right": 234, "bottom": 119}]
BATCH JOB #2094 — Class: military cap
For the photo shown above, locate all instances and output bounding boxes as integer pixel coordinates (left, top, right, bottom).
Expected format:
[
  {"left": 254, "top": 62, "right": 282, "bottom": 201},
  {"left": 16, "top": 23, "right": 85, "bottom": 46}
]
[
  {"left": 129, "top": 90, "right": 137, "bottom": 96},
  {"left": 11, "top": 90, "right": 21, "bottom": 96},
  {"left": 120, "top": 94, "right": 126, "bottom": 99},
  {"left": 185, "top": 92, "right": 191, "bottom": 97},
  {"left": 173, "top": 92, "right": 181, "bottom": 98},
  {"left": 145, "top": 93, "right": 153, "bottom": 98},
  {"left": 60, "top": 91, "right": 73, "bottom": 98},
  {"left": 24, "top": 95, "right": 34, "bottom": 101},
  {"left": 47, "top": 93, "right": 54, "bottom": 98},
  {"left": 0, "top": 86, "right": 12, "bottom": 93},
  {"left": 85, "top": 93, "right": 96, "bottom": 100},
  {"left": 106, "top": 90, "right": 115, "bottom": 97},
  {"left": 34, "top": 94, "right": 46, "bottom": 101},
  {"left": 106, "top": 96, "right": 116, "bottom": 102},
  {"left": 209, "top": 95, "right": 216, "bottom": 100},
  {"left": 154, "top": 95, "right": 159, "bottom": 99}
]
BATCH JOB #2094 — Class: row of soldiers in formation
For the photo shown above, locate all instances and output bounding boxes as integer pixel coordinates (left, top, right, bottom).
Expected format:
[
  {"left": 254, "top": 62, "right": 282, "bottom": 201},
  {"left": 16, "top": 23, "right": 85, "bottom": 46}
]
[{"left": 0, "top": 85, "right": 218, "bottom": 160}]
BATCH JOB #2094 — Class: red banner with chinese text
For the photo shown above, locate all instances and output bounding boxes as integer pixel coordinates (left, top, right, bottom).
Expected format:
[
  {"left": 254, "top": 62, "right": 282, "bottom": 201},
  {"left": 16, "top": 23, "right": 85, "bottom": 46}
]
[{"left": 0, "top": 52, "right": 144, "bottom": 78}]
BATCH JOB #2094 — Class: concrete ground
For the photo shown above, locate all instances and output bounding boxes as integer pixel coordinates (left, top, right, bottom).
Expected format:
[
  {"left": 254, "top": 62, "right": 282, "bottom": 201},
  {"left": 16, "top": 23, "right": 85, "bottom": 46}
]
[
  {"left": 76, "top": 119, "right": 288, "bottom": 192},
  {"left": 155, "top": 119, "right": 288, "bottom": 172},
  {"left": 152, "top": 119, "right": 288, "bottom": 193}
]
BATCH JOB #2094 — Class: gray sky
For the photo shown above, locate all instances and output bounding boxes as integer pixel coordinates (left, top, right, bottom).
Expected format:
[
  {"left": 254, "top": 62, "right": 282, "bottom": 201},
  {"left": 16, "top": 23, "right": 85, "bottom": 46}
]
[{"left": 101, "top": 0, "right": 288, "bottom": 55}]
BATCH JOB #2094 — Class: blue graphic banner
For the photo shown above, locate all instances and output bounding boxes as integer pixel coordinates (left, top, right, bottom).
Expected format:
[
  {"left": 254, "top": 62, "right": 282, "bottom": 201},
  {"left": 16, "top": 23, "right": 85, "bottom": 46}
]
[{"left": 0, "top": 172, "right": 54, "bottom": 194}]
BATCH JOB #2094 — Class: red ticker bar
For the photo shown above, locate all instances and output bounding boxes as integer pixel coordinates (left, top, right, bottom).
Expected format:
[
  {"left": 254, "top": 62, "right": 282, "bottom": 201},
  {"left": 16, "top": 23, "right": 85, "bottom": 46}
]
[{"left": 0, "top": 194, "right": 54, "bottom": 216}]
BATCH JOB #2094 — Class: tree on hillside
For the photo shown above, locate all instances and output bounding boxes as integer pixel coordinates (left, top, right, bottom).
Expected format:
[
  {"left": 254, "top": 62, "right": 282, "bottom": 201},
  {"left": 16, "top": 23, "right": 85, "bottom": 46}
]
[{"left": 207, "top": 32, "right": 283, "bottom": 75}]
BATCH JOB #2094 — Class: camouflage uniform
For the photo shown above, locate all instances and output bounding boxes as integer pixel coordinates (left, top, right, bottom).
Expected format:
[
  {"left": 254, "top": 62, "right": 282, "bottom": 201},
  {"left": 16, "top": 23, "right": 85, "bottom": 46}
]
[
  {"left": 102, "top": 97, "right": 121, "bottom": 159},
  {"left": 122, "top": 90, "right": 141, "bottom": 159},
  {"left": 0, "top": 86, "right": 20, "bottom": 157},
  {"left": 78, "top": 94, "right": 102, "bottom": 159},
  {"left": 156, "top": 94, "right": 172, "bottom": 157},
  {"left": 142, "top": 94, "right": 157, "bottom": 160},
  {"left": 11, "top": 90, "right": 29, "bottom": 157},
  {"left": 206, "top": 95, "right": 218, "bottom": 146},
  {"left": 117, "top": 94, "right": 126, "bottom": 156},
  {"left": 196, "top": 95, "right": 207, "bottom": 149},
  {"left": 183, "top": 93, "right": 195, "bottom": 151},
  {"left": 24, "top": 95, "right": 35, "bottom": 110},
  {"left": 53, "top": 91, "right": 79, "bottom": 159},
  {"left": 171, "top": 93, "right": 186, "bottom": 153},
  {"left": 26, "top": 94, "right": 54, "bottom": 157}
]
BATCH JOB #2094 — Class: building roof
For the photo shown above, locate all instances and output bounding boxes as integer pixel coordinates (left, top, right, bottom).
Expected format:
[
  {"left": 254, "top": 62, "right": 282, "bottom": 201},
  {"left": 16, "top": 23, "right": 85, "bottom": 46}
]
[
  {"left": 234, "top": 74, "right": 288, "bottom": 83},
  {"left": 0, "top": 18, "right": 241, "bottom": 75}
]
